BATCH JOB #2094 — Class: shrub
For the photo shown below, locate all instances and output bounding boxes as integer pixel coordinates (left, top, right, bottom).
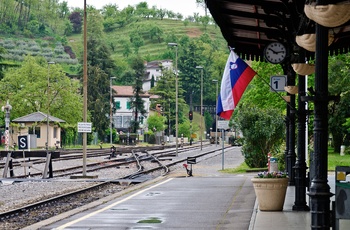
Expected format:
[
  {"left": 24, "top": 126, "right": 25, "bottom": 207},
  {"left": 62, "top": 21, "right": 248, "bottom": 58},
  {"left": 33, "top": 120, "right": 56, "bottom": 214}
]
[
  {"left": 28, "top": 45, "right": 41, "bottom": 52},
  {"left": 41, "top": 41, "right": 49, "bottom": 47},
  {"left": 3, "top": 41, "right": 15, "bottom": 49},
  {"left": 42, "top": 47, "right": 52, "bottom": 53},
  {"left": 16, "top": 40, "right": 27, "bottom": 46},
  {"left": 8, "top": 49, "right": 27, "bottom": 56},
  {"left": 27, "top": 40, "right": 38, "bottom": 47},
  {"left": 148, "top": 133, "right": 156, "bottom": 144},
  {"left": 54, "top": 46, "right": 64, "bottom": 54},
  {"left": 236, "top": 105, "right": 285, "bottom": 168}
]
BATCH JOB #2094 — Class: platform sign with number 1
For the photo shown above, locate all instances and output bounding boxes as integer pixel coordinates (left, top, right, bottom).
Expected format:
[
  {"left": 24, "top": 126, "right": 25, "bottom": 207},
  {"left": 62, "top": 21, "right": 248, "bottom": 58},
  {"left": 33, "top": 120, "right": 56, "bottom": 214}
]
[{"left": 270, "top": 75, "right": 287, "bottom": 92}]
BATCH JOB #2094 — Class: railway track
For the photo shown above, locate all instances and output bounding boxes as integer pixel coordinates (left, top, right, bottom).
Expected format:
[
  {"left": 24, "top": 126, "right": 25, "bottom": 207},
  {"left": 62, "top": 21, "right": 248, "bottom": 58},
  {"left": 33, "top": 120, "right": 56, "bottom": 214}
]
[
  {"left": 0, "top": 143, "right": 233, "bottom": 229},
  {"left": 0, "top": 143, "right": 208, "bottom": 179}
]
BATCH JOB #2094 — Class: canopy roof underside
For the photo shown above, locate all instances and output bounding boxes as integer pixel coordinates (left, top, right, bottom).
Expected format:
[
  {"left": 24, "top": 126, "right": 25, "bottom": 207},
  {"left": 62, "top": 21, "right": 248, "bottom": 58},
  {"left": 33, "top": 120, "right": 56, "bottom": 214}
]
[{"left": 206, "top": 0, "right": 350, "bottom": 61}]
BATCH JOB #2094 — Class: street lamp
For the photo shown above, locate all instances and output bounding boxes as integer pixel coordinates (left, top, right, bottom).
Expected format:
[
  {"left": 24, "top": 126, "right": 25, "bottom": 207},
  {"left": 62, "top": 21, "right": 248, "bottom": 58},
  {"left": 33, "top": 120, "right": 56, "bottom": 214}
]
[
  {"left": 2, "top": 101, "right": 12, "bottom": 151},
  {"left": 110, "top": 76, "right": 116, "bottom": 145},
  {"left": 212, "top": 79, "right": 218, "bottom": 147},
  {"left": 168, "top": 42, "right": 178, "bottom": 156},
  {"left": 196, "top": 66, "right": 204, "bottom": 151},
  {"left": 47, "top": 61, "right": 55, "bottom": 150}
]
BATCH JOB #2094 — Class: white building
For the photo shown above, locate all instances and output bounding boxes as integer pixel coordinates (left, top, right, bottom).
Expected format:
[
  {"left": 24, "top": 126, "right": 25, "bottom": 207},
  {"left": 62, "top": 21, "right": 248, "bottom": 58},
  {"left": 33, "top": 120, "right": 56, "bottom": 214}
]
[
  {"left": 112, "top": 85, "right": 157, "bottom": 132},
  {"left": 111, "top": 60, "right": 170, "bottom": 132},
  {"left": 143, "top": 59, "right": 173, "bottom": 92}
]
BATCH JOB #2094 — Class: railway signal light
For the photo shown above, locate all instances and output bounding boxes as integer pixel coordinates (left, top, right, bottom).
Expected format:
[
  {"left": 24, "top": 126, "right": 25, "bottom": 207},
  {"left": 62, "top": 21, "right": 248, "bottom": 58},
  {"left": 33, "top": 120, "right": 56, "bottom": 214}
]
[{"left": 189, "top": 111, "right": 193, "bottom": 120}]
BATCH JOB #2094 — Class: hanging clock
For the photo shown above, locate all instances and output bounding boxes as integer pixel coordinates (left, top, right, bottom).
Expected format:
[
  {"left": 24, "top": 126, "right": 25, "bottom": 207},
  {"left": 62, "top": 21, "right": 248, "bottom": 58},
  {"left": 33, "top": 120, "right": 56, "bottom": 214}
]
[{"left": 264, "top": 42, "right": 287, "bottom": 64}]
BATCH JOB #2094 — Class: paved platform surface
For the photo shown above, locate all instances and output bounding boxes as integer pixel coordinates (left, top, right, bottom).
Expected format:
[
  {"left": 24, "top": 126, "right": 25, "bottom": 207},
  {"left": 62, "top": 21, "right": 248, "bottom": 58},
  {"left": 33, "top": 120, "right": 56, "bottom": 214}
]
[{"left": 250, "top": 173, "right": 350, "bottom": 230}]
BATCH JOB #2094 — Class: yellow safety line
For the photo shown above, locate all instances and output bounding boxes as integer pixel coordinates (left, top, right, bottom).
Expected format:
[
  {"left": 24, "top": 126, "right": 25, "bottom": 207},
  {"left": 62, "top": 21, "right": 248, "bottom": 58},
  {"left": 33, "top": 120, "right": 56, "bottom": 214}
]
[{"left": 215, "top": 176, "right": 247, "bottom": 230}]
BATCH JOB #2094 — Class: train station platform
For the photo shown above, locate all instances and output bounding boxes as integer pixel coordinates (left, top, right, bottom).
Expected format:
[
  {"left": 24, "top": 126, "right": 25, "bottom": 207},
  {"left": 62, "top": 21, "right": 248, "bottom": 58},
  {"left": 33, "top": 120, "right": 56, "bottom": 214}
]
[{"left": 24, "top": 146, "right": 348, "bottom": 230}]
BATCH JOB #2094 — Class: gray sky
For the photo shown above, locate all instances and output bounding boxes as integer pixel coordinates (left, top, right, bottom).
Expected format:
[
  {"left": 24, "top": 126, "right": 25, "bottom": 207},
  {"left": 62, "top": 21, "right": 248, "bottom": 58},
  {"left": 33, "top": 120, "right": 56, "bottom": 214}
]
[{"left": 63, "top": 0, "right": 204, "bottom": 17}]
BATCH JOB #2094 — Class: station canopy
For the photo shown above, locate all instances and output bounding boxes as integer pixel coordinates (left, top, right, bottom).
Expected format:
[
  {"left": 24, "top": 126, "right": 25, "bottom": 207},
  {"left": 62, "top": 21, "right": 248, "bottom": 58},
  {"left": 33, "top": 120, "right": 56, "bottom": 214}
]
[{"left": 205, "top": 0, "right": 350, "bottom": 61}]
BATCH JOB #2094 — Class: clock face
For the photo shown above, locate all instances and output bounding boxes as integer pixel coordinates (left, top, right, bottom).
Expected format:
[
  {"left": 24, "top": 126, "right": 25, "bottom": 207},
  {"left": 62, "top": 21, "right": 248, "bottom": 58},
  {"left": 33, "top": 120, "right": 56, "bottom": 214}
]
[{"left": 264, "top": 42, "right": 287, "bottom": 64}]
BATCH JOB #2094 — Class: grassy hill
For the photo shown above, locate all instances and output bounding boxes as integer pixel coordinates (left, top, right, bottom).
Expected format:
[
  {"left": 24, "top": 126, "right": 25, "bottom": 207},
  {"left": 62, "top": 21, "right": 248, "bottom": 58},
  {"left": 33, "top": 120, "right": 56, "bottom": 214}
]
[
  {"left": 67, "top": 18, "right": 226, "bottom": 61},
  {"left": 0, "top": 17, "right": 226, "bottom": 76}
]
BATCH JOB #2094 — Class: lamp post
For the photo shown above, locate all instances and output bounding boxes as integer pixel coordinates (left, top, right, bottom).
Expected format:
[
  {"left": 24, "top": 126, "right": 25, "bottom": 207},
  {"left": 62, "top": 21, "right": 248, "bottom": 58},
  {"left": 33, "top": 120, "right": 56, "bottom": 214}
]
[
  {"left": 2, "top": 101, "right": 12, "bottom": 151},
  {"left": 212, "top": 79, "right": 218, "bottom": 147},
  {"left": 168, "top": 42, "right": 178, "bottom": 156},
  {"left": 196, "top": 66, "right": 204, "bottom": 151},
  {"left": 110, "top": 77, "right": 116, "bottom": 145},
  {"left": 47, "top": 61, "right": 55, "bottom": 150}
]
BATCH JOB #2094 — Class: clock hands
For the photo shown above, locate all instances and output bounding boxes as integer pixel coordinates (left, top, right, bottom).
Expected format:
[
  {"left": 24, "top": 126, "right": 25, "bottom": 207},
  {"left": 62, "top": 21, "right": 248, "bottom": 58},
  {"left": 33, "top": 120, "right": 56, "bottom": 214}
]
[
  {"left": 268, "top": 48, "right": 277, "bottom": 54},
  {"left": 268, "top": 48, "right": 285, "bottom": 54}
]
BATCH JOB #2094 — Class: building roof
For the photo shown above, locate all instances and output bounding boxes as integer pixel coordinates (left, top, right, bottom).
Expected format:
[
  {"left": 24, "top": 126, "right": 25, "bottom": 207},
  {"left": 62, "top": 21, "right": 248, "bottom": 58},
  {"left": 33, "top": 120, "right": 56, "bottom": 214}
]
[
  {"left": 146, "top": 60, "right": 173, "bottom": 69},
  {"left": 112, "top": 85, "right": 151, "bottom": 98},
  {"left": 12, "top": 111, "right": 66, "bottom": 123}
]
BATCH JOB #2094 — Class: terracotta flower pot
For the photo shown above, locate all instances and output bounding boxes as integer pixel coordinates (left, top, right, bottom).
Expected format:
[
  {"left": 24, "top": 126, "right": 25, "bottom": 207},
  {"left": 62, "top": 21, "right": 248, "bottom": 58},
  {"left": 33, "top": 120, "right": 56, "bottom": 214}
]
[{"left": 251, "top": 177, "right": 288, "bottom": 211}]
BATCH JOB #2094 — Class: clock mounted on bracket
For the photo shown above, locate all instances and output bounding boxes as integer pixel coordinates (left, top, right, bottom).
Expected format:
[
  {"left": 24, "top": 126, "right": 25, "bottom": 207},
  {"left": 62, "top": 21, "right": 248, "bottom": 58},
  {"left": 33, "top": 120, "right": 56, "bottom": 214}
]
[{"left": 264, "top": 42, "right": 287, "bottom": 64}]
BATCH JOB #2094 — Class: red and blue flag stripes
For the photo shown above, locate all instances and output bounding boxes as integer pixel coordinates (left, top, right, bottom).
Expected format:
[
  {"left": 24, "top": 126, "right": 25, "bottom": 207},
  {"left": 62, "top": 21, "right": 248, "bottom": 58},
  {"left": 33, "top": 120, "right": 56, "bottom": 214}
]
[{"left": 217, "top": 51, "right": 256, "bottom": 120}]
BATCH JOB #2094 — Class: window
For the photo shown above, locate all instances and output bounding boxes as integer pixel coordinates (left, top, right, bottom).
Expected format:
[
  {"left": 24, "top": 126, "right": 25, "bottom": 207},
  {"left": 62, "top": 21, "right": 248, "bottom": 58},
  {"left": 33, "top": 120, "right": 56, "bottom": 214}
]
[
  {"left": 29, "top": 127, "right": 41, "bottom": 138},
  {"left": 124, "top": 116, "right": 132, "bottom": 127},
  {"left": 115, "top": 116, "right": 122, "bottom": 128},
  {"left": 126, "top": 101, "right": 131, "bottom": 109},
  {"left": 115, "top": 101, "right": 121, "bottom": 109},
  {"left": 53, "top": 127, "right": 57, "bottom": 138}
]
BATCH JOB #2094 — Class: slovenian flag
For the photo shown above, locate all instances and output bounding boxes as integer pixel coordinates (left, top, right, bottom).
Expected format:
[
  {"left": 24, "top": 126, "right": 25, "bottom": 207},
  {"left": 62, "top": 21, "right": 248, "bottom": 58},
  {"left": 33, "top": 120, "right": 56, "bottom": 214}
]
[{"left": 217, "top": 51, "right": 256, "bottom": 120}]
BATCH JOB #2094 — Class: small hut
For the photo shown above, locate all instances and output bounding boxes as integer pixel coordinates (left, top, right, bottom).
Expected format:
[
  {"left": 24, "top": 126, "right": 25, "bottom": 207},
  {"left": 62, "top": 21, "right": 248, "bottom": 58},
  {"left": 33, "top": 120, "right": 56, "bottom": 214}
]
[{"left": 12, "top": 111, "right": 65, "bottom": 148}]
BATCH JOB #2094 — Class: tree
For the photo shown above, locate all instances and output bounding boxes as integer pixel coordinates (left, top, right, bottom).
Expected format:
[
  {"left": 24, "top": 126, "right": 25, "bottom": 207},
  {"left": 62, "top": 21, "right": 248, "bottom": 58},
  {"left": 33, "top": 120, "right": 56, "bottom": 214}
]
[
  {"left": 83, "top": 7, "right": 117, "bottom": 140},
  {"left": 236, "top": 105, "right": 285, "bottom": 168},
  {"left": 129, "top": 30, "right": 144, "bottom": 54},
  {"left": 149, "top": 25, "right": 163, "bottom": 43},
  {"left": 200, "top": 16, "right": 210, "bottom": 30},
  {"left": 238, "top": 61, "right": 286, "bottom": 112},
  {"left": 178, "top": 39, "right": 205, "bottom": 105},
  {"left": 135, "top": 2, "right": 149, "bottom": 18},
  {"left": 68, "top": 12, "right": 82, "bottom": 33},
  {"left": 129, "top": 56, "right": 147, "bottom": 133},
  {"left": 147, "top": 114, "right": 166, "bottom": 132},
  {"left": 178, "top": 120, "right": 192, "bottom": 139},
  {"left": 0, "top": 46, "right": 7, "bottom": 80},
  {"left": 157, "top": 8, "right": 167, "bottom": 20},
  {"left": 0, "top": 55, "right": 82, "bottom": 124},
  {"left": 120, "top": 38, "right": 132, "bottom": 57},
  {"left": 86, "top": 65, "right": 109, "bottom": 139},
  {"left": 86, "top": 7, "right": 105, "bottom": 42},
  {"left": 196, "top": 0, "right": 208, "bottom": 17},
  {"left": 328, "top": 53, "right": 350, "bottom": 152},
  {"left": 58, "top": 1, "right": 69, "bottom": 19},
  {"left": 204, "top": 111, "right": 213, "bottom": 133}
]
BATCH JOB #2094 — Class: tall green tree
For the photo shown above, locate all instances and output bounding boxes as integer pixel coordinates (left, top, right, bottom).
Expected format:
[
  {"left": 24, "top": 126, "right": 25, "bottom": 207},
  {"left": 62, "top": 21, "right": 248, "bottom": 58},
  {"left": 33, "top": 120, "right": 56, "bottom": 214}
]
[
  {"left": 87, "top": 65, "right": 109, "bottom": 138},
  {"left": 129, "top": 56, "right": 147, "bottom": 133},
  {"left": 149, "top": 68, "right": 186, "bottom": 136},
  {"left": 84, "top": 7, "right": 116, "bottom": 140}
]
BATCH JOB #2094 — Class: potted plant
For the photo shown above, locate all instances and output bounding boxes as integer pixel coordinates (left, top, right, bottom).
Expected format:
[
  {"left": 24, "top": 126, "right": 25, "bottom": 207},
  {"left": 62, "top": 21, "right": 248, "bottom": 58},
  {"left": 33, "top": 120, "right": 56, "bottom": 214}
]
[{"left": 251, "top": 171, "right": 288, "bottom": 211}]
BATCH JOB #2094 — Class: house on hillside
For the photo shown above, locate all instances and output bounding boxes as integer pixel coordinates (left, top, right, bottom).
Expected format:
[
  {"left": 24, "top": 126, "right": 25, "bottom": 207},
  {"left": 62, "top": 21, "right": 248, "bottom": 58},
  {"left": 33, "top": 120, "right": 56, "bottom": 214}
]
[
  {"left": 111, "top": 86, "right": 157, "bottom": 133},
  {"left": 11, "top": 111, "right": 65, "bottom": 149},
  {"left": 143, "top": 59, "right": 173, "bottom": 92}
]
